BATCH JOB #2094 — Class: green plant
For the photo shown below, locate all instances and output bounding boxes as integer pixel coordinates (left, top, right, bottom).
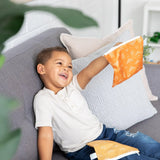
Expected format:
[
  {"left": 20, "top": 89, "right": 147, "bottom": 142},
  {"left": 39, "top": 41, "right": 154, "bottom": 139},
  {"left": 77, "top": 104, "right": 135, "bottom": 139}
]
[
  {"left": 0, "top": 97, "right": 20, "bottom": 160},
  {"left": 0, "top": 0, "right": 98, "bottom": 67},
  {"left": 0, "top": 0, "right": 98, "bottom": 159},
  {"left": 143, "top": 35, "right": 155, "bottom": 62}
]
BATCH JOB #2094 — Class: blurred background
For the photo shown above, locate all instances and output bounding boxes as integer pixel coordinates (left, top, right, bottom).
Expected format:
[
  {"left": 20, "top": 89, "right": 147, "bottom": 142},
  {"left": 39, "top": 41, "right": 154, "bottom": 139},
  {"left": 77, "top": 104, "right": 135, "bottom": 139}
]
[{"left": 5, "top": 0, "right": 160, "bottom": 62}]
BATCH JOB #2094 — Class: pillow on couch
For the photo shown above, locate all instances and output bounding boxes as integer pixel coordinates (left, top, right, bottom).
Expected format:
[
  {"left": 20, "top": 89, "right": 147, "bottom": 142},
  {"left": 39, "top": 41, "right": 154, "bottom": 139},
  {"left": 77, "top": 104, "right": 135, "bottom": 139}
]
[
  {"left": 60, "top": 20, "right": 158, "bottom": 101},
  {"left": 72, "top": 50, "right": 157, "bottom": 130},
  {"left": 60, "top": 20, "right": 134, "bottom": 59}
]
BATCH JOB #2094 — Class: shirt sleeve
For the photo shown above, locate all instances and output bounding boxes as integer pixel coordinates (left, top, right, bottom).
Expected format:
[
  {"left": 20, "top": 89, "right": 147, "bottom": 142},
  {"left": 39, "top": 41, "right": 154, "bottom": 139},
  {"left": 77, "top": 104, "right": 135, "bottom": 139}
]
[
  {"left": 71, "top": 74, "right": 83, "bottom": 91},
  {"left": 33, "top": 94, "right": 53, "bottom": 129}
]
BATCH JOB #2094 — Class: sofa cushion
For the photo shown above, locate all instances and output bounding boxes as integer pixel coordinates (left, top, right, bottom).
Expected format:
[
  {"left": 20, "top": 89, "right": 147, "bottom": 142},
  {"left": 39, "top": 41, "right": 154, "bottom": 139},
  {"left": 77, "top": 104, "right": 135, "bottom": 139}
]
[
  {"left": 128, "top": 64, "right": 160, "bottom": 143},
  {"left": 72, "top": 50, "right": 157, "bottom": 130},
  {"left": 0, "top": 28, "right": 70, "bottom": 160},
  {"left": 60, "top": 20, "right": 134, "bottom": 59},
  {"left": 60, "top": 21, "right": 158, "bottom": 102}
]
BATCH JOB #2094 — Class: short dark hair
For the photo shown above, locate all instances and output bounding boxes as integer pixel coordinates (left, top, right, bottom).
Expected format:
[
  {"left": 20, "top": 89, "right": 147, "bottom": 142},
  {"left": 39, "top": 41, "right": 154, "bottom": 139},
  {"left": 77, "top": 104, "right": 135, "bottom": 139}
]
[{"left": 36, "top": 46, "right": 68, "bottom": 66}]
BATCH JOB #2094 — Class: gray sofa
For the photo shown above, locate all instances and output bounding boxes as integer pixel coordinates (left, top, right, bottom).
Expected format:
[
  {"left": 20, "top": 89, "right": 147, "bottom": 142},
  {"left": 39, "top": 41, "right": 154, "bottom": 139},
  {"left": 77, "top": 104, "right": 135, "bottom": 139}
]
[{"left": 0, "top": 27, "right": 159, "bottom": 160}]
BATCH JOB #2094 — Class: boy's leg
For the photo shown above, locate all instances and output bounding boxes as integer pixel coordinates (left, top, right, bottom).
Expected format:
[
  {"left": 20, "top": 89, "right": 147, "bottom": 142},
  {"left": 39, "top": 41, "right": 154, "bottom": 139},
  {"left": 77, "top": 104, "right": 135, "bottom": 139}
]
[
  {"left": 66, "top": 126, "right": 160, "bottom": 160},
  {"left": 114, "top": 129, "right": 160, "bottom": 159},
  {"left": 65, "top": 145, "right": 157, "bottom": 160},
  {"left": 99, "top": 126, "right": 159, "bottom": 160},
  {"left": 119, "top": 154, "right": 158, "bottom": 160},
  {"left": 66, "top": 145, "right": 95, "bottom": 160}
]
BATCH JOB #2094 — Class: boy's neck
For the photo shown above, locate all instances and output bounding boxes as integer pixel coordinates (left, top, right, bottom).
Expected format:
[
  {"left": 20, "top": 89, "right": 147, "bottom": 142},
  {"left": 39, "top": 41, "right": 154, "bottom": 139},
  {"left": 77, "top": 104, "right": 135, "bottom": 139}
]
[{"left": 44, "top": 83, "right": 64, "bottom": 94}]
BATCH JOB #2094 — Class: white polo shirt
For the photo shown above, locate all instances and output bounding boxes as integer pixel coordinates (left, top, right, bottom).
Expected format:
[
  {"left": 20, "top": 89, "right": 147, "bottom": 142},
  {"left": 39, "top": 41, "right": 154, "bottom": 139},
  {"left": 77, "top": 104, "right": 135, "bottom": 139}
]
[{"left": 34, "top": 75, "right": 103, "bottom": 153}]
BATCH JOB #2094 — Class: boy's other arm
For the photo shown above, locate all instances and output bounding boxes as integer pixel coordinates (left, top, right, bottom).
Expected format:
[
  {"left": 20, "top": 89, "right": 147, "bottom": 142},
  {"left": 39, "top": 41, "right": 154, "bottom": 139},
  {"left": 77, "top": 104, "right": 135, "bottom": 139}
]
[
  {"left": 38, "top": 127, "right": 53, "bottom": 160},
  {"left": 77, "top": 56, "right": 109, "bottom": 89}
]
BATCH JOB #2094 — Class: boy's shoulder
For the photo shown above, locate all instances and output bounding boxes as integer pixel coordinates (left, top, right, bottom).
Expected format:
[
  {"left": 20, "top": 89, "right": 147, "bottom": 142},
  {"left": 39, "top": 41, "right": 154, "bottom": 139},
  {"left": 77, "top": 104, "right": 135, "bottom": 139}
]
[
  {"left": 34, "top": 87, "right": 52, "bottom": 101},
  {"left": 34, "top": 88, "right": 55, "bottom": 110},
  {"left": 70, "top": 74, "right": 83, "bottom": 91}
]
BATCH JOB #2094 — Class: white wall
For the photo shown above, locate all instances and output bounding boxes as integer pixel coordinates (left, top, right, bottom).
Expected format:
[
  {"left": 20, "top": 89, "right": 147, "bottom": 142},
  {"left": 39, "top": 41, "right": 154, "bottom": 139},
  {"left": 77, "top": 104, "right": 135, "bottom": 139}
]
[
  {"left": 5, "top": 0, "right": 160, "bottom": 62},
  {"left": 121, "top": 0, "right": 160, "bottom": 62},
  {"left": 4, "top": 0, "right": 118, "bottom": 52},
  {"left": 121, "top": 0, "right": 160, "bottom": 36}
]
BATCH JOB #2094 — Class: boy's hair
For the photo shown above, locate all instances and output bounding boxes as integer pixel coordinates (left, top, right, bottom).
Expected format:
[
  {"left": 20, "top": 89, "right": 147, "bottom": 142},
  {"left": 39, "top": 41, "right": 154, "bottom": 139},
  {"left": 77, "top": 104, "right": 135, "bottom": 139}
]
[{"left": 36, "top": 46, "right": 68, "bottom": 66}]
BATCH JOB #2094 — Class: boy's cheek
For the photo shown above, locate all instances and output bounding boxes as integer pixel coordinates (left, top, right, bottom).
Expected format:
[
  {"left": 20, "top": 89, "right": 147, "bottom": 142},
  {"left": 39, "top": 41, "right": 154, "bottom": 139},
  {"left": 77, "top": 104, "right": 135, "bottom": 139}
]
[{"left": 69, "top": 74, "right": 73, "bottom": 82}]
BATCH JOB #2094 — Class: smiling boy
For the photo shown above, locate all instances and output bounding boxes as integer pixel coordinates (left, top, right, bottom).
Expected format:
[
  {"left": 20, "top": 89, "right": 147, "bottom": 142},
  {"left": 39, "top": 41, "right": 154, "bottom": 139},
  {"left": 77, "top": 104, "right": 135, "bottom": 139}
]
[{"left": 34, "top": 46, "right": 160, "bottom": 160}]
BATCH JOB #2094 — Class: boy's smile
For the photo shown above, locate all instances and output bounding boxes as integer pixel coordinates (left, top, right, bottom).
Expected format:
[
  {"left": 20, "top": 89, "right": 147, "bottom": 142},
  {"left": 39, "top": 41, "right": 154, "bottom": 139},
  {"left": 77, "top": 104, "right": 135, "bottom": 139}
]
[
  {"left": 37, "top": 51, "right": 73, "bottom": 94},
  {"left": 59, "top": 73, "right": 68, "bottom": 80}
]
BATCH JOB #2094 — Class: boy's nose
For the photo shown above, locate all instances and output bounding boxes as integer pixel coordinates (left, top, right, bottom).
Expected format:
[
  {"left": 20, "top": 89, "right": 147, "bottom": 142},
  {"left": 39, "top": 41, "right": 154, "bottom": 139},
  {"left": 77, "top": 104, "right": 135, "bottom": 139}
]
[{"left": 63, "top": 66, "right": 68, "bottom": 71}]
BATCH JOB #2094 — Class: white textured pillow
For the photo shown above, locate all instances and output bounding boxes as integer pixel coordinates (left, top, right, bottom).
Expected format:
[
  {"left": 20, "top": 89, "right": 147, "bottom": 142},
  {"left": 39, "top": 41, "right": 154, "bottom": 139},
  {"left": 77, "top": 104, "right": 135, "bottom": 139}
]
[
  {"left": 60, "top": 20, "right": 158, "bottom": 102},
  {"left": 72, "top": 51, "right": 157, "bottom": 130},
  {"left": 60, "top": 20, "right": 134, "bottom": 59}
]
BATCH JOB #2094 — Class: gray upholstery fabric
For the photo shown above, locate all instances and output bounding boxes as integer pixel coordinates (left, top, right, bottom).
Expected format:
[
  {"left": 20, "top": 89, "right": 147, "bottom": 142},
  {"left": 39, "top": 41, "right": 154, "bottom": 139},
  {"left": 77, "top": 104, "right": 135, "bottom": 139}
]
[
  {"left": 0, "top": 28, "right": 70, "bottom": 160},
  {"left": 0, "top": 27, "right": 159, "bottom": 160},
  {"left": 52, "top": 152, "right": 67, "bottom": 160},
  {"left": 128, "top": 64, "right": 160, "bottom": 143}
]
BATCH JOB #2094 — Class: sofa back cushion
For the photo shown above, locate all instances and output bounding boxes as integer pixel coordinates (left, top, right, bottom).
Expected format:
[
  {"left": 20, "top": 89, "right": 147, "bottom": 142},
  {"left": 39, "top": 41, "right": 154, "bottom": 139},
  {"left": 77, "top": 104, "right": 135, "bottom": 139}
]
[
  {"left": 72, "top": 49, "right": 157, "bottom": 130},
  {"left": 0, "top": 28, "right": 70, "bottom": 160}
]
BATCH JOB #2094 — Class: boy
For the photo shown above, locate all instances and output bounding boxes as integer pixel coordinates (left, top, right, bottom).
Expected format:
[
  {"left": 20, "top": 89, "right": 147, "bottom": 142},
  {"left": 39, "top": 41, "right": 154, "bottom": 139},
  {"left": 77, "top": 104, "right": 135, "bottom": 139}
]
[{"left": 34, "top": 47, "right": 160, "bottom": 160}]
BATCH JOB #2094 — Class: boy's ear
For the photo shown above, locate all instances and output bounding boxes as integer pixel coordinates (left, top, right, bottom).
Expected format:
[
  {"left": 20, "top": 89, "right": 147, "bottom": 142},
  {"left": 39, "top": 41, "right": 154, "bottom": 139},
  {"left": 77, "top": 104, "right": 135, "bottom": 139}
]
[{"left": 37, "top": 64, "right": 45, "bottom": 75}]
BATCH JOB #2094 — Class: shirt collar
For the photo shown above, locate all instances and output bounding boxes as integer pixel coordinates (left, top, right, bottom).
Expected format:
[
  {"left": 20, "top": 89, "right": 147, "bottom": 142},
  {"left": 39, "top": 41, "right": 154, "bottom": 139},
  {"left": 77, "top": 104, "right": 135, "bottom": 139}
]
[{"left": 43, "top": 87, "right": 67, "bottom": 100}]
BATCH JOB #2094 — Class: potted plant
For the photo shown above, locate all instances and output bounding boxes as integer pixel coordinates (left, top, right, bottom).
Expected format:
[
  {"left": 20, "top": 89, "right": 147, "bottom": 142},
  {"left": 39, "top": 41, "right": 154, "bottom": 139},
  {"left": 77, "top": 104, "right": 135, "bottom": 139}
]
[{"left": 143, "top": 35, "right": 155, "bottom": 63}]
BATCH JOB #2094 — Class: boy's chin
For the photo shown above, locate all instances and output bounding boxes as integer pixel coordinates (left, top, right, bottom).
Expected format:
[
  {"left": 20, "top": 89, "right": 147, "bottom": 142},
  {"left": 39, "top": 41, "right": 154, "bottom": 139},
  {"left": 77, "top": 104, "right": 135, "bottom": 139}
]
[
  {"left": 59, "top": 81, "right": 71, "bottom": 88},
  {"left": 58, "top": 76, "right": 72, "bottom": 87}
]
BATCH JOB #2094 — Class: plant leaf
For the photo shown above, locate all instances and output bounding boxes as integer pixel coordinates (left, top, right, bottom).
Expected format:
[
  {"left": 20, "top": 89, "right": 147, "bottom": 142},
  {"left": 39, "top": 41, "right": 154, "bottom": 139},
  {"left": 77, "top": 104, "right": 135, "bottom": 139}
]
[
  {"left": 0, "top": 129, "right": 21, "bottom": 160},
  {"left": 0, "top": 96, "right": 19, "bottom": 140},
  {"left": 1, "top": 1, "right": 98, "bottom": 28},
  {"left": 27, "top": 6, "right": 99, "bottom": 28},
  {"left": 0, "top": 96, "right": 19, "bottom": 113},
  {"left": 0, "top": 0, "right": 98, "bottom": 54},
  {"left": 0, "top": 15, "right": 24, "bottom": 47},
  {"left": 0, "top": 54, "right": 5, "bottom": 69}
]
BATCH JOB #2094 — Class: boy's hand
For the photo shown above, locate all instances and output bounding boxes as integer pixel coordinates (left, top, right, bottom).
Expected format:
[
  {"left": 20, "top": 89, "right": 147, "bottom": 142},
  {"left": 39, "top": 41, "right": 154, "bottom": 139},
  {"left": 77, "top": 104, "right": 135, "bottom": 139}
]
[
  {"left": 76, "top": 42, "right": 122, "bottom": 89},
  {"left": 103, "top": 42, "right": 123, "bottom": 56},
  {"left": 114, "top": 42, "right": 123, "bottom": 46}
]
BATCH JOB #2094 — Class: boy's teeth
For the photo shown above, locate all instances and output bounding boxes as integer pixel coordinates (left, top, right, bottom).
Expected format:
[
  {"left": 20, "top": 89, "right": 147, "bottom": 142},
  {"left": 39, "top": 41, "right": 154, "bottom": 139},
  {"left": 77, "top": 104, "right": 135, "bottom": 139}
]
[{"left": 60, "top": 73, "right": 67, "bottom": 78}]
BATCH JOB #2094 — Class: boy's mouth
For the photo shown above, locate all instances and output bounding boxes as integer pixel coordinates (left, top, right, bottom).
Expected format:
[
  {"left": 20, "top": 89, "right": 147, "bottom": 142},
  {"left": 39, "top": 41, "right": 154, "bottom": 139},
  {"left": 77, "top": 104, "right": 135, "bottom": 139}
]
[{"left": 59, "top": 73, "right": 68, "bottom": 80}]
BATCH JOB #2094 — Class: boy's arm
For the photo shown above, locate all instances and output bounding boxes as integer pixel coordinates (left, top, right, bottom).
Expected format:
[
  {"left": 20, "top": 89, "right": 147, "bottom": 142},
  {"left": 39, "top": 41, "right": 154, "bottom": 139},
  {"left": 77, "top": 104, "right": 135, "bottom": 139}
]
[
  {"left": 38, "top": 127, "right": 53, "bottom": 160},
  {"left": 77, "top": 56, "right": 109, "bottom": 89}
]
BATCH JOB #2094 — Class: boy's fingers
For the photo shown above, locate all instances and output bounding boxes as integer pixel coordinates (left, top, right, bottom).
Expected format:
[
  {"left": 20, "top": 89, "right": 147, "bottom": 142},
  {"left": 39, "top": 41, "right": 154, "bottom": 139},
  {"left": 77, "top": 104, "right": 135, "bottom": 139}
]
[{"left": 114, "top": 42, "right": 123, "bottom": 46}]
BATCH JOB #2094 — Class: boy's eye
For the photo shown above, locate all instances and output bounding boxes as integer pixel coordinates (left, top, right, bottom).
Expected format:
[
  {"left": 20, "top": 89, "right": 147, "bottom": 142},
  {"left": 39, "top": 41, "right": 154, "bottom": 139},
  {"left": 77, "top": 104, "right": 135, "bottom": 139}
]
[
  {"left": 57, "top": 62, "right": 62, "bottom": 65},
  {"left": 68, "top": 65, "right": 72, "bottom": 69}
]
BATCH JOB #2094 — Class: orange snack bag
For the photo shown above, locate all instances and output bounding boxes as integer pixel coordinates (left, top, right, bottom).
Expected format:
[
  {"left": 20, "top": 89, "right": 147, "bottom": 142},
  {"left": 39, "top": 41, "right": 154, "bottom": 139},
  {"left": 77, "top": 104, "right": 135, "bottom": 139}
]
[
  {"left": 87, "top": 140, "right": 139, "bottom": 160},
  {"left": 104, "top": 36, "right": 143, "bottom": 87}
]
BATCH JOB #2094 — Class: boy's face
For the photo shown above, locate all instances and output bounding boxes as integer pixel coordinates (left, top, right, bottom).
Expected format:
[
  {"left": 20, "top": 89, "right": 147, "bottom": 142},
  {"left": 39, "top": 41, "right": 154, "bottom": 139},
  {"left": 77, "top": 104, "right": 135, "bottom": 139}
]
[{"left": 37, "top": 51, "right": 73, "bottom": 94}]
